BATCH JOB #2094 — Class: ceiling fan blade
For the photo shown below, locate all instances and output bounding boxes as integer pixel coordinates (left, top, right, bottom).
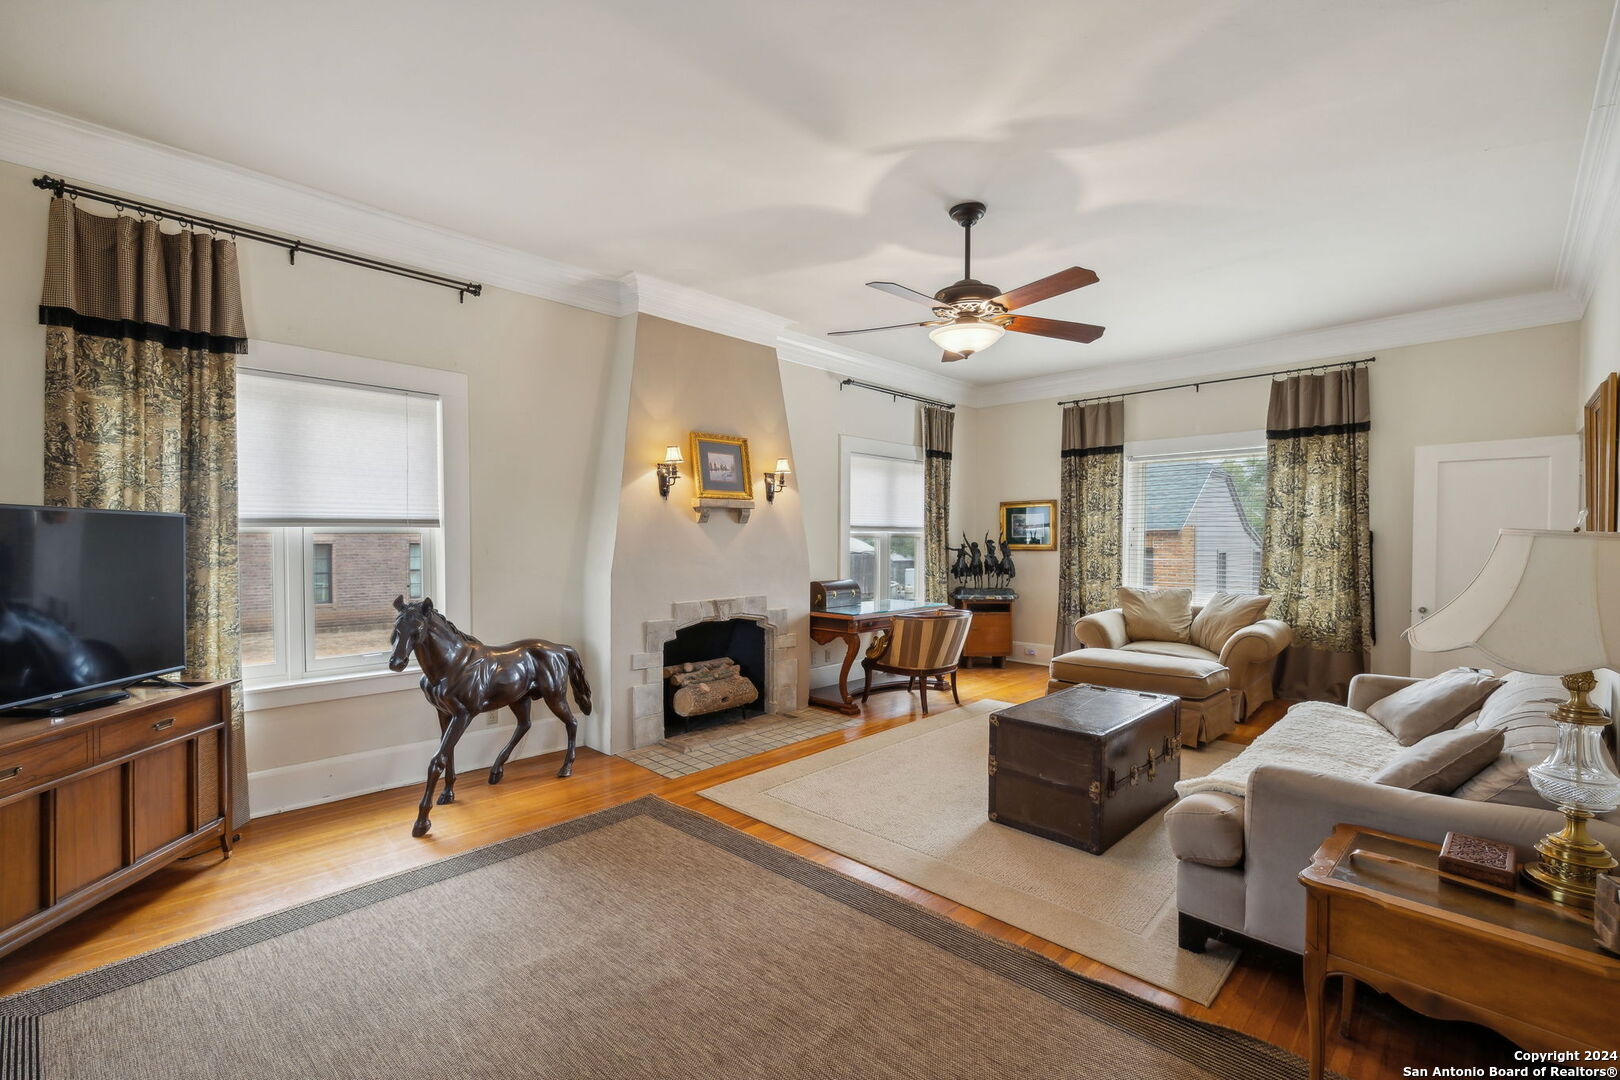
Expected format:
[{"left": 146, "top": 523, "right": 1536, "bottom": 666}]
[
  {"left": 993, "top": 267, "right": 1099, "bottom": 311},
  {"left": 1003, "top": 315, "right": 1106, "bottom": 343},
  {"left": 868, "top": 281, "right": 946, "bottom": 308},
  {"left": 827, "top": 321, "right": 939, "bottom": 337},
  {"left": 941, "top": 350, "right": 965, "bottom": 363}
]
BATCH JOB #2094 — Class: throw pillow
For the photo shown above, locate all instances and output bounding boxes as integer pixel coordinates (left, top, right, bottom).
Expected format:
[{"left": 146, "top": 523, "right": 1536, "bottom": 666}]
[
  {"left": 1370, "top": 727, "right": 1505, "bottom": 795},
  {"left": 1117, "top": 586, "right": 1194, "bottom": 644},
  {"left": 1366, "top": 667, "right": 1504, "bottom": 746},
  {"left": 1189, "top": 592, "right": 1272, "bottom": 654}
]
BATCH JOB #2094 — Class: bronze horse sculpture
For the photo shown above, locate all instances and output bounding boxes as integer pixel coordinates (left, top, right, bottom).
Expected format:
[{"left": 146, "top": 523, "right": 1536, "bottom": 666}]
[{"left": 388, "top": 596, "right": 591, "bottom": 837}]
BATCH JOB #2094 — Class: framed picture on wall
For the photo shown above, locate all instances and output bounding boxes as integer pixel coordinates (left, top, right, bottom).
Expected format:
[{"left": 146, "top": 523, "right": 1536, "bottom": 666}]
[
  {"left": 1000, "top": 499, "right": 1057, "bottom": 550},
  {"left": 1583, "top": 374, "right": 1618, "bottom": 531},
  {"left": 690, "top": 432, "right": 754, "bottom": 500}
]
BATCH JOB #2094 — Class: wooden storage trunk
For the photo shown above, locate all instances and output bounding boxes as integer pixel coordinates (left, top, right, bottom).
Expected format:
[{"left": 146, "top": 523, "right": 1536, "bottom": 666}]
[{"left": 988, "top": 684, "right": 1181, "bottom": 855}]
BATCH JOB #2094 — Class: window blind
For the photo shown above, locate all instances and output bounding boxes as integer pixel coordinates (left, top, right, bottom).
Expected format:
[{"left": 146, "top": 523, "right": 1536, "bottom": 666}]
[
  {"left": 1122, "top": 448, "right": 1265, "bottom": 602},
  {"left": 848, "top": 453, "right": 924, "bottom": 531},
  {"left": 237, "top": 370, "right": 442, "bottom": 526}
]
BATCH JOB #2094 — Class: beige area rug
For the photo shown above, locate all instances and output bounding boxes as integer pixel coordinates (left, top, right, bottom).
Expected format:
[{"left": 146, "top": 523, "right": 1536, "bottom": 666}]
[
  {"left": 0, "top": 799, "right": 1322, "bottom": 1080},
  {"left": 701, "top": 699, "right": 1244, "bottom": 1005}
]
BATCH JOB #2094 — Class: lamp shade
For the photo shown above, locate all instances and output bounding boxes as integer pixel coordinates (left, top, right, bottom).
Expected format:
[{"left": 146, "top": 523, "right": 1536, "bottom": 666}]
[
  {"left": 928, "top": 317, "right": 1004, "bottom": 357},
  {"left": 1405, "top": 530, "right": 1620, "bottom": 675},
  {"left": 774, "top": 458, "right": 791, "bottom": 475},
  {"left": 663, "top": 445, "right": 684, "bottom": 464}
]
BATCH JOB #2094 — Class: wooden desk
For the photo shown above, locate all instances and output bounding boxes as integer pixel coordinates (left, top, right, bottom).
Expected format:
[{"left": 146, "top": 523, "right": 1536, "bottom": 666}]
[
  {"left": 1300, "top": 826, "right": 1620, "bottom": 1080},
  {"left": 808, "top": 599, "right": 947, "bottom": 715}
]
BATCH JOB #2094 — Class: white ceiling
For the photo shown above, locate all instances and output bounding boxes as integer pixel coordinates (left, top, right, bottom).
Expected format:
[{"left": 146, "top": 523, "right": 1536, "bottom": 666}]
[{"left": 0, "top": 0, "right": 1610, "bottom": 386}]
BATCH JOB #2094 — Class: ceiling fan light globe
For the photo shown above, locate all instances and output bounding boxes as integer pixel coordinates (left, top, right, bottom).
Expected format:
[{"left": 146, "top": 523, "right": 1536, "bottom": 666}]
[{"left": 928, "top": 318, "right": 1004, "bottom": 357}]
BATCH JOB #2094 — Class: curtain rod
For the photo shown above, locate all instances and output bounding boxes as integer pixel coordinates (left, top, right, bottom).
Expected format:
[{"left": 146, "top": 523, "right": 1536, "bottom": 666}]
[
  {"left": 1058, "top": 357, "right": 1375, "bottom": 407},
  {"left": 839, "top": 378, "right": 955, "bottom": 410},
  {"left": 33, "top": 175, "right": 484, "bottom": 302}
]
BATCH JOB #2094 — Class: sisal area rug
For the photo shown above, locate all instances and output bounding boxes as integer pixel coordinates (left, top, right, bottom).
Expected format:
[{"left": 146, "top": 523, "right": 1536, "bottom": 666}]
[
  {"left": 0, "top": 798, "right": 1317, "bottom": 1080},
  {"left": 701, "top": 700, "right": 1244, "bottom": 1005}
]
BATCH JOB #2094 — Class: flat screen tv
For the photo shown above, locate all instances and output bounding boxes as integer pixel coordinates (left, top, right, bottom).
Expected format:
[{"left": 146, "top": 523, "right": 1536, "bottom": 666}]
[{"left": 0, "top": 505, "right": 187, "bottom": 715}]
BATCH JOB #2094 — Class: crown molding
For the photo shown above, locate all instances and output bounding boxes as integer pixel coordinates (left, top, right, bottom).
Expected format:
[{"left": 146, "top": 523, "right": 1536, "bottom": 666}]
[
  {"left": 775, "top": 330, "right": 972, "bottom": 405},
  {"left": 0, "top": 96, "right": 629, "bottom": 314},
  {"left": 967, "top": 289, "right": 1586, "bottom": 408},
  {"left": 620, "top": 273, "right": 790, "bottom": 347},
  {"left": 1556, "top": 0, "right": 1620, "bottom": 305}
]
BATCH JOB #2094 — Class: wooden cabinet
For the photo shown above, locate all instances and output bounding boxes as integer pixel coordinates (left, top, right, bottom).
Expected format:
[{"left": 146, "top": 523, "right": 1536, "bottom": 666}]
[
  {"left": 0, "top": 682, "right": 233, "bottom": 960},
  {"left": 954, "top": 597, "right": 1014, "bottom": 667}
]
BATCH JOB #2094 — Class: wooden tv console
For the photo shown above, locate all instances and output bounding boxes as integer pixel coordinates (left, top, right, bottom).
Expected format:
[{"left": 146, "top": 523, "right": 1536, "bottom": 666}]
[{"left": 0, "top": 680, "right": 234, "bottom": 960}]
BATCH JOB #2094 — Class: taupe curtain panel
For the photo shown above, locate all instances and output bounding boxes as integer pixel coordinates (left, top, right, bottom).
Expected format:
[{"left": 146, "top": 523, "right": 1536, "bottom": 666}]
[
  {"left": 1055, "top": 399, "right": 1124, "bottom": 655},
  {"left": 40, "top": 197, "right": 250, "bottom": 823},
  {"left": 1259, "top": 366, "right": 1373, "bottom": 703},
  {"left": 920, "top": 405, "right": 954, "bottom": 604}
]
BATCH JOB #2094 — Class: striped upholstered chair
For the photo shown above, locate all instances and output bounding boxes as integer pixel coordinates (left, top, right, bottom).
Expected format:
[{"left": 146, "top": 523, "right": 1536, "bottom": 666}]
[{"left": 860, "top": 608, "right": 974, "bottom": 716}]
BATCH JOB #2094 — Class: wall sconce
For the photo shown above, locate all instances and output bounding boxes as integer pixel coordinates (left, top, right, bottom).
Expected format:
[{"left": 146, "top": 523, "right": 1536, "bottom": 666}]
[
  {"left": 764, "top": 457, "right": 792, "bottom": 502},
  {"left": 656, "top": 445, "right": 684, "bottom": 499}
]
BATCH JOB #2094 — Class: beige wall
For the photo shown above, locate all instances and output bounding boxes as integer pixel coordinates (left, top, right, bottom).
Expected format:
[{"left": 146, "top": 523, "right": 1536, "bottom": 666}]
[
  {"left": 968, "top": 322, "right": 1581, "bottom": 675},
  {"left": 0, "top": 159, "right": 622, "bottom": 814},
  {"left": 1580, "top": 231, "right": 1620, "bottom": 418}
]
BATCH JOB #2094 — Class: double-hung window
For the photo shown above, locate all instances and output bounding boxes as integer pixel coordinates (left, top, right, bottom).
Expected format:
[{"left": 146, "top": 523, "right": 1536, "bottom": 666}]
[
  {"left": 237, "top": 369, "right": 443, "bottom": 684},
  {"left": 1121, "top": 437, "right": 1266, "bottom": 604},
  {"left": 846, "top": 451, "right": 924, "bottom": 603}
]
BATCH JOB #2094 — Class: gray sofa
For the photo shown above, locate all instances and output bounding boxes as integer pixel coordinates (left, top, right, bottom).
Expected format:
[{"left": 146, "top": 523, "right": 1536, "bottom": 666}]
[{"left": 1168, "top": 671, "right": 1620, "bottom": 954}]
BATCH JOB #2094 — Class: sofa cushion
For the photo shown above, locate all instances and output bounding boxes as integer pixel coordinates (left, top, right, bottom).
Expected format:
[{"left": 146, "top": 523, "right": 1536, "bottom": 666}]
[
  {"left": 1166, "top": 792, "right": 1246, "bottom": 867},
  {"left": 1189, "top": 592, "right": 1272, "bottom": 654},
  {"left": 1118, "top": 641, "right": 1221, "bottom": 663},
  {"left": 1366, "top": 667, "right": 1503, "bottom": 746},
  {"left": 1452, "top": 672, "right": 1579, "bottom": 810},
  {"left": 1050, "top": 646, "right": 1228, "bottom": 699},
  {"left": 1371, "top": 727, "right": 1505, "bottom": 795},
  {"left": 1117, "top": 586, "right": 1194, "bottom": 644}
]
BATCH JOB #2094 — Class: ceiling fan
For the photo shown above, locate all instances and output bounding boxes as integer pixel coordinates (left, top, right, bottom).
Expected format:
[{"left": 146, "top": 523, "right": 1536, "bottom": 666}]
[{"left": 829, "top": 202, "right": 1104, "bottom": 362}]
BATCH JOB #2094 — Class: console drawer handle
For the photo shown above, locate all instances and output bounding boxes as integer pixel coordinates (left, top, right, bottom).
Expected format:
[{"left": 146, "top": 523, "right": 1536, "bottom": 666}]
[
  {"left": 0, "top": 766, "right": 21, "bottom": 783},
  {"left": 152, "top": 717, "right": 175, "bottom": 732}
]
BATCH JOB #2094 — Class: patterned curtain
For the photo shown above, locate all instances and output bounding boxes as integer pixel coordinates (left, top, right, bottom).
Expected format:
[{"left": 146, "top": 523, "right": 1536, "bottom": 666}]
[
  {"left": 920, "top": 405, "right": 955, "bottom": 604},
  {"left": 1260, "top": 365, "right": 1373, "bottom": 703},
  {"left": 39, "top": 197, "right": 249, "bottom": 823},
  {"left": 1054, "top": 400, "right": 1124, "bottom": 654}
]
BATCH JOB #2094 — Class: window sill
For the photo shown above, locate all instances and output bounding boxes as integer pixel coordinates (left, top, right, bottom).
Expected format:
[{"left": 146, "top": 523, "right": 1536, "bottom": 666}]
[{"left": 243, "top": 666, "right": 422, "bottom": 712}]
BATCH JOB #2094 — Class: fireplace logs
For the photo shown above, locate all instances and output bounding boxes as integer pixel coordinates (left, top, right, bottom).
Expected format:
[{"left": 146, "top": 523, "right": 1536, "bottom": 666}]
[{"left": 665, "top": 657, "right": 760, "bottom": 719}]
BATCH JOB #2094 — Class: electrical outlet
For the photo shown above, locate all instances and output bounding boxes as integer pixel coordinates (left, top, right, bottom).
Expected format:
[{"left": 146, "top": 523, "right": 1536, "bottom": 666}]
[{"left": 1023, "top": 646, "right": 1037, "bottom": 657}]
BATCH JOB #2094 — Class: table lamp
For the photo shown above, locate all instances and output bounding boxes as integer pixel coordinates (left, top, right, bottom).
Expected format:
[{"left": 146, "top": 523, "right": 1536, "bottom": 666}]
[{"left": 1406, "top": 530, "right": 1620, "bottom": 908}]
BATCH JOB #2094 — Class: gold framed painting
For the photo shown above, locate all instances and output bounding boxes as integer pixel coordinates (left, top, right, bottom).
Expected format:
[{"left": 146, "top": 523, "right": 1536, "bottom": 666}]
[
  {"left": 1000, "top": 499, "right": 1057, "bottom": 550},
  {"left": 690, "top": 432, "right": 754, "bottom": 500}
]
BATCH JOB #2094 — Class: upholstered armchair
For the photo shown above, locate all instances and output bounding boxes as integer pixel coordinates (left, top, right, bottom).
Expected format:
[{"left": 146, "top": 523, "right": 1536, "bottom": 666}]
[
  {"left": 1073, "top": 606, "right": 1292, "bottom": 719},
  {"left": 861, "top": 608, "right": 974, "bottom": 716}
]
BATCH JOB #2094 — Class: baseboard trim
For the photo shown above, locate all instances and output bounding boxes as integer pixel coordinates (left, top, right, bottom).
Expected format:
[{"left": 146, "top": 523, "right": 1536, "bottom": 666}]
[
  {"left": 246, "top": 723, "right": 566, "bottom": 819},
  {"left": 1011, "top": 641, "right": 1054, "bottom": 666}
]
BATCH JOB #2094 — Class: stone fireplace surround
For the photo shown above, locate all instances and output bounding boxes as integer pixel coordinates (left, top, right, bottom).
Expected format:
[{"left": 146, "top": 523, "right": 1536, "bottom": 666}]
[{"left": 629, "top": 596, "right": 799, "bottom": 750}]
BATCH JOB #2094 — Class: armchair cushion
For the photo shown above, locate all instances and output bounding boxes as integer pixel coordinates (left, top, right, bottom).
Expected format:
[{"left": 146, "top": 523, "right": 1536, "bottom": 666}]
[
  {"left": 1117, "top": 586, "right": 1194, "bottom": 644},
  {"left": 1120, "top": 641, "right": 1220, "bottom": 662},
  {"left": 1189, "top": 592, "right": 1273, "bottom": 654},
  {"left": 1051, "top": 646, "right": 1228, "bottom": 699}
]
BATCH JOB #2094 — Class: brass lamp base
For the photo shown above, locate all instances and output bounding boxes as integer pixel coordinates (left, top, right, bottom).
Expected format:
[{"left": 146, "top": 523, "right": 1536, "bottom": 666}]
[
  {"left": 1521, "top": 672, "right": 1619, "bottom": 909},
  {"left": 1522, "top": 805, "right": 1618, "bottom": 909}
]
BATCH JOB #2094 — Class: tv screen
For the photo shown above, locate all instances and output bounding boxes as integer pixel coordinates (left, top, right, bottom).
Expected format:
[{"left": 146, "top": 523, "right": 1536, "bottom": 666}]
[{"left": 0, "top": 505, "right": 187, "bottom": 711}]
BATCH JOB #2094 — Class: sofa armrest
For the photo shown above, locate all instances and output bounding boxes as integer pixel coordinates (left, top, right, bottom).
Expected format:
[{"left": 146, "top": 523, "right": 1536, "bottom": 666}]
[
  {"left": 1241, "top": 764, "right": 1620, "bottom": 952},
  {"left": 1075, "top": 609, "right": 1128, "bottom": 650},
  {"left": 1346, "top": 673, "right": 1422, "bottom": 713},
  {"left": 1218, "top": 619, "right": 1292, "bottom": 668}
]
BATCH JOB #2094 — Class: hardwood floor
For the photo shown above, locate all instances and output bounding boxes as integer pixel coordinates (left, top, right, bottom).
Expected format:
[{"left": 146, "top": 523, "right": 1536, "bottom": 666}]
[{"left": 0, "top": 663, "right": 1515, "bottom": 1078}]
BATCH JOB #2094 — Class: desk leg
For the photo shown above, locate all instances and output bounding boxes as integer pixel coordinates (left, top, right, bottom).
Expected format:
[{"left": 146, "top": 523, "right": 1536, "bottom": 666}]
[
  {"left": 1338, "top": 975, "right": 1356, "bottom": 1040},
  {"left": 808, "top": 627, "right": 863, "bottom": 716}
]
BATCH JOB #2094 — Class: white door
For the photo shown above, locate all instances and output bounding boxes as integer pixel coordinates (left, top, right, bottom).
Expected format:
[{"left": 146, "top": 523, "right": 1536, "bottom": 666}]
[{"left": 1410, "top": 435, "right": 1579, "bottom": 676}]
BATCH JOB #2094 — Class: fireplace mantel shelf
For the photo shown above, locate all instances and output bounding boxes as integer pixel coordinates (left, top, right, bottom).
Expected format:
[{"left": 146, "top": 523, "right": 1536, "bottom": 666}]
[{"left": 692, "top": 497, "right": 755, "bottom": 524}]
